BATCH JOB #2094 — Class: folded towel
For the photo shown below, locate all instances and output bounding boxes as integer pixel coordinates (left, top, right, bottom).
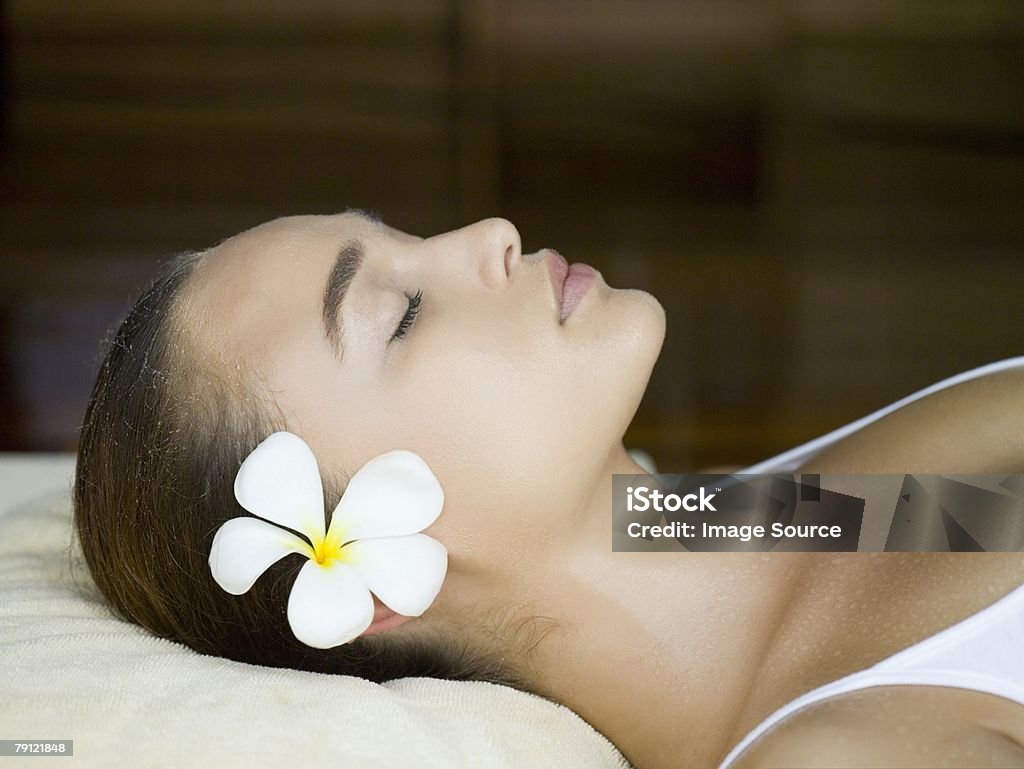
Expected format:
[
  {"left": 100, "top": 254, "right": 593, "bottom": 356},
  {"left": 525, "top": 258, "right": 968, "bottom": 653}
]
[{"left": 0, "top": 456, "right": 630, "bottom": 769}]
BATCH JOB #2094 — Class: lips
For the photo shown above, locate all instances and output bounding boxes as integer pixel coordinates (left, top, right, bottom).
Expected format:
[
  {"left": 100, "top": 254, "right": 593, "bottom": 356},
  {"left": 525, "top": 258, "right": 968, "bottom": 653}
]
[
  {"left": 544, "top": 248, "right": 597, "bottom": 322},
  {"left": 545, "top": 249, "right": 569, "bottom": 309}
]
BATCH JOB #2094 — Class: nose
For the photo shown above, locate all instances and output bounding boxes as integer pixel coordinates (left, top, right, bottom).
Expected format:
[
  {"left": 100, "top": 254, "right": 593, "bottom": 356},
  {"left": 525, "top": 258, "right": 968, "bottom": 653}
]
[{"left": 467, "top": 217, "right": 522, "bottom": 290}]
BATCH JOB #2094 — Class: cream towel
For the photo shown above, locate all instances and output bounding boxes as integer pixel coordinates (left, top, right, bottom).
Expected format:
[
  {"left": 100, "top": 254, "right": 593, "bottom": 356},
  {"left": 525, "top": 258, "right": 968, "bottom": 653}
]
[{"left": 0, "top": 455, "right": 630, "bottom": 769}]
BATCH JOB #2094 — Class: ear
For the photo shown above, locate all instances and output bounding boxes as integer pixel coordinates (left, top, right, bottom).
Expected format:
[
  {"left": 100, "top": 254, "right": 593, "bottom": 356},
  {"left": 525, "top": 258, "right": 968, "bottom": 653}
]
[{"left": 361, "top": 595, "right": 413, "bottom": 637}]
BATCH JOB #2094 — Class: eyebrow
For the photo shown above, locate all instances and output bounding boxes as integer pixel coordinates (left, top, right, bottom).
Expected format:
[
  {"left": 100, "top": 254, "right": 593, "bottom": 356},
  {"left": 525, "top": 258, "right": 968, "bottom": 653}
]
[{"left": 322, "top": 239, "right": 365, "bottom": 361}]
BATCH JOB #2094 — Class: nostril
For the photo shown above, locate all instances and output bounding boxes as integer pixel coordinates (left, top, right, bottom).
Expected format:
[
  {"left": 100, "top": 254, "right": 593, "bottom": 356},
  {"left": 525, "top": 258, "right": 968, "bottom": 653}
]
[{"left": 503, "top": 244, "right": 515, "bottom": 278}]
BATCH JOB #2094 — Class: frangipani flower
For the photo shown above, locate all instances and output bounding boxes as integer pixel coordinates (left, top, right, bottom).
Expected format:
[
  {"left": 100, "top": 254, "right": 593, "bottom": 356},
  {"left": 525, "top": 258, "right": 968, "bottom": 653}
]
[{"left": 208, "top": 431, "right": 447, "bottom": 649}]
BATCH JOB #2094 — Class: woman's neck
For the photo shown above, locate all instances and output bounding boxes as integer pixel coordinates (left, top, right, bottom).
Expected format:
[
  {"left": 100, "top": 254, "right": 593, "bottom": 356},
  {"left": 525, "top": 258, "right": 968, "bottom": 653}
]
[
  {"left": 521, "top": 444, "right": 820, "bottom": 768},
  {"left": 526, "top": 445, "right": 1024, "bottom": 769}
]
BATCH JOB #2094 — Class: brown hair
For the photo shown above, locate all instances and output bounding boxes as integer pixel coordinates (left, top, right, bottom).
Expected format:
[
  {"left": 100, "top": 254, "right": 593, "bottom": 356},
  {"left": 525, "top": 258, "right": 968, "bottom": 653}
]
[{"left": 72, "top": 247, "right": 553, "bottom": 695}]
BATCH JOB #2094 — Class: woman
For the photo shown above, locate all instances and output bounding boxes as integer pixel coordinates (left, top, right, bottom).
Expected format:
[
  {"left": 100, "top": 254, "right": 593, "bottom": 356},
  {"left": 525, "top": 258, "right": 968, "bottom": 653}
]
[{"left": 74, "top": 209, "right": 1024, "bottom": 769}]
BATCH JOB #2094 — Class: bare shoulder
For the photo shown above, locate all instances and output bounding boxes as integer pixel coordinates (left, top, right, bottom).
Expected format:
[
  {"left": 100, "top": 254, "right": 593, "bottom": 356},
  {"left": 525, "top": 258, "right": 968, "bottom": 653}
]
[
  {"left": 732, "top": 685, "right": 1024, "bottom": 769},
  {"left": 798, "top": 368, "right": 1024, "bottom": 474}
]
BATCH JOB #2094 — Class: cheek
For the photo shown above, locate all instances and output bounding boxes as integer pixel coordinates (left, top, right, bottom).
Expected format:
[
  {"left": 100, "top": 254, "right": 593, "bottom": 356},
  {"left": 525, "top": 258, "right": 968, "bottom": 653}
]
[
  {"left": 391, "top": 348, "right": 596, "bottom": 571},
  {"left": 386, "top": 294, "right": 663, "bottom": 566},
  {"left": 397, "top": 344, "right": 566, "bottom": 489}
]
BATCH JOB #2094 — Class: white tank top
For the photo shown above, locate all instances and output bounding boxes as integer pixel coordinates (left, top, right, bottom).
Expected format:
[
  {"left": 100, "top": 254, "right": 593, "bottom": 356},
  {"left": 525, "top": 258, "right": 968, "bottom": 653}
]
[{"left": 716, "top": 355, "right": 1024, "bottom": 769}]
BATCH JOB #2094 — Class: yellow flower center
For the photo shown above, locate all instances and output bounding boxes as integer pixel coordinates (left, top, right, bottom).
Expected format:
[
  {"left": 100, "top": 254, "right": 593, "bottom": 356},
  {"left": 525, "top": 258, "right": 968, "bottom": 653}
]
[{"left": 310, "top": 528, "right": 348, "bottom": 566}]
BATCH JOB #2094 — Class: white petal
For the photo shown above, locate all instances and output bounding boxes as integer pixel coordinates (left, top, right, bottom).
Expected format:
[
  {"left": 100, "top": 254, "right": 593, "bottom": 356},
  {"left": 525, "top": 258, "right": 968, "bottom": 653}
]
[
  {"left": 209, "top": 516, "right": 313, "bottom": 595},
  {"left": 343, "top": 534, "right": 448, "bottom": 617},
  {"left": 327, "top": 450, "right": 444, "bottom": 543},
  {"left": 234, "top": 431, "right": 326, "bottom": 544},
  {"left": 287, "top": 560, "right": 375, "bottom": 649}
]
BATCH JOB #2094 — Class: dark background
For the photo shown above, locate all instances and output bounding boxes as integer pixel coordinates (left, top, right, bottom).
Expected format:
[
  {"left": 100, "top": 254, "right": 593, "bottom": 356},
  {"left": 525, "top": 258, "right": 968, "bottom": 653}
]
[{"left": 1, "top": 1, "right": 1022, "bottom": 471}]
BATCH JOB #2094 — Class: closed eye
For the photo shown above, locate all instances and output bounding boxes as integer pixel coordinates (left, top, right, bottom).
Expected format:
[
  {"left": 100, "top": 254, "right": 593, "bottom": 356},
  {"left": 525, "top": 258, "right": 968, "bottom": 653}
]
[{"left": 390, "top": 289, "right": 422, "bottom": 343}]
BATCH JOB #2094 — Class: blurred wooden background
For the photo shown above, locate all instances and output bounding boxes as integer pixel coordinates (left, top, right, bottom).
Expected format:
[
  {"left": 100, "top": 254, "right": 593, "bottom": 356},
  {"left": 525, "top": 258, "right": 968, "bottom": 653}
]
[{"left": 1, "top": 0, "right": 1022, "bottom": 471}]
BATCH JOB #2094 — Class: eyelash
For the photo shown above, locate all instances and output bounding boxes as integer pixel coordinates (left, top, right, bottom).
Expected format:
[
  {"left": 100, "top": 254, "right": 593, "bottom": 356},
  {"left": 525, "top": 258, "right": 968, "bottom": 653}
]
[{"left": 391, "top": 289, "right": 422, "bottom": 342}]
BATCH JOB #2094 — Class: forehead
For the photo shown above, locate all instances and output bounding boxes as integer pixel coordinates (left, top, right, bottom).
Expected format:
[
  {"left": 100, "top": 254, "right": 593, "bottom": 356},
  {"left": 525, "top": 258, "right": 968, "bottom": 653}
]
[
  {"left": 202, "top": 211, "right": 381, "bottom": 278},
  {"left": 179, "top": 212, "right": 394, "bottom": 381}
]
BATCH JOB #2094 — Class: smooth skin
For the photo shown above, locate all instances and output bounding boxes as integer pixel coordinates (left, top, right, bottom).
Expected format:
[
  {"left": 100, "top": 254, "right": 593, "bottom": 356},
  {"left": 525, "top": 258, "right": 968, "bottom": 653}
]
[{"left": 180, "top": 211, "right": 1024, "bottom": 769}]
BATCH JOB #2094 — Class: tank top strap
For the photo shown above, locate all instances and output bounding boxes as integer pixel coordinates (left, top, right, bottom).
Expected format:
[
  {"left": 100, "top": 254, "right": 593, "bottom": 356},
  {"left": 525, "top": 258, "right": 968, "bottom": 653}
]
[
  {"left": 716, "top": 580, "right": 1024, "bottom": 769},
  {"left": 738, "top": 355, "right": 1024, "bottom": 474}
]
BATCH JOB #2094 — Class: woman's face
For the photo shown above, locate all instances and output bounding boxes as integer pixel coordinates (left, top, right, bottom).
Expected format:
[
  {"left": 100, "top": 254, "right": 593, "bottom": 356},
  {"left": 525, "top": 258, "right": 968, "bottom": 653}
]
[{"left": 187, "top": 210, "right": 665, "bottom": 628}]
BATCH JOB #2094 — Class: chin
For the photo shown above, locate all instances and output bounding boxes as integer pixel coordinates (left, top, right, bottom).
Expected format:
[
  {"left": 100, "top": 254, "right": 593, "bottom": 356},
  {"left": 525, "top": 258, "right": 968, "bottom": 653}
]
[
  {"left": 597, "top": 289, "right": 666, "bottom": 436},
  {"left": 624, "top": 288, "right": 667, "bottom": 364}
]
